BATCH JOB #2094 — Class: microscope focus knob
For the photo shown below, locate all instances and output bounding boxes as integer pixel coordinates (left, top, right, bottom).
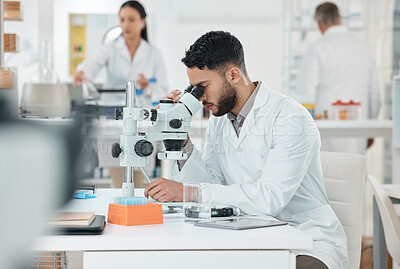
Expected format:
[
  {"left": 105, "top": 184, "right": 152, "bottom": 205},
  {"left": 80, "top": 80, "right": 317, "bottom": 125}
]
[
  {"left": 135, "top": 140, "right": 154, "bottom": 157},
  {"left": 169, "top": 119, "right": 182, "bottom": 129},
  {"left": 150, "top": 109, "right": 157, "bottom": 121},
  {"left": 111, "top": 143, "right": 122, "bottom": 158},
  {"left": 115, "top": 108, "right": 123, "bottom": 120}
]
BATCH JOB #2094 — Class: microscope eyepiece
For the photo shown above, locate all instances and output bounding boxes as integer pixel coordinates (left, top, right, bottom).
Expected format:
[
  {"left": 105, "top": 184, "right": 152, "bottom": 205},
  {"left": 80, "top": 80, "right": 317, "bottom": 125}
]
[{"left": 184, "top": 85, "right": 204, "bottom": 100}]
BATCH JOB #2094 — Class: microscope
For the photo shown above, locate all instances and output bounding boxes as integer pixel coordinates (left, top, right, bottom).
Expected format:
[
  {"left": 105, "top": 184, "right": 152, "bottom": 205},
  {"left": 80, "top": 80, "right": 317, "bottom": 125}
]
[{"left": 111, "top": 81, "right": 204, "bottom": 196}]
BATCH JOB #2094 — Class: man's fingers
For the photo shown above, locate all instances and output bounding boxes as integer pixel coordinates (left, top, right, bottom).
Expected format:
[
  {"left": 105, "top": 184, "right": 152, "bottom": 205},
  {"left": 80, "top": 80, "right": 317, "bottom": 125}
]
[
  {"left": 147, "top": 184, "right": 164, "bottom": 199},
  {"left": 152, "top": 189, "right": 167, "bottom": 201},
  {"left": 144, "top": 180, "right": 157, "bottom": 197},
  {"left": 144, "top": 178, "right": 166, "bottom": 198}
]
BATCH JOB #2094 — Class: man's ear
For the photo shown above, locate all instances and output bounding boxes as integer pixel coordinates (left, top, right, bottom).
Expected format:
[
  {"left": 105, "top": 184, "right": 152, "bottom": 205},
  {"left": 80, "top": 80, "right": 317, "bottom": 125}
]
[
  {"left": 226, "top": 66, "right": 241, "bottom": 84},
  {"left": 316, "top": 20, "right": 324, "bottom": 33}
]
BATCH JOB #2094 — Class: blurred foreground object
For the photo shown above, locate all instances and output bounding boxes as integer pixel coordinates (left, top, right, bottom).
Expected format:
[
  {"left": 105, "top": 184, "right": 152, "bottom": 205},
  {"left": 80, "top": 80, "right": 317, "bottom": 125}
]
[{"left": 0, "top": 98, "right": 85, "bottom": 269}]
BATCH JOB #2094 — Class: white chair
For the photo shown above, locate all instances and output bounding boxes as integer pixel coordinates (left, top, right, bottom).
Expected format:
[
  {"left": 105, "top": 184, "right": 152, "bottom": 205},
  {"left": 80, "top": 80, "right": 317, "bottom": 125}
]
[
  {"left": 320, "top": 151, "right": 366, "bottom": 269},
  {"left": 368, "top": 175, "right": 400, "bottom": 264}
]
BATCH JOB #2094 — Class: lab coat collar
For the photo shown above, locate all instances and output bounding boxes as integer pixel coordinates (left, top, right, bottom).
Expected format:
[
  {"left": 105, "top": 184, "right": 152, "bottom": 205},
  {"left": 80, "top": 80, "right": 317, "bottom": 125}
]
[
  {"left": 133, "top": 39, "right": 151, "bottom": 64},
  {"left": 232, "top": 81, "right": 270, "bottom": 147},
  {"left": 323, "top": 24, "right": 348, "bottom": 37},
  {"left": 252, "top": 81, "right": 270, "bottom": 110},
  {"left": 114, "top": 36, "right": 150, "bottom": 63}
]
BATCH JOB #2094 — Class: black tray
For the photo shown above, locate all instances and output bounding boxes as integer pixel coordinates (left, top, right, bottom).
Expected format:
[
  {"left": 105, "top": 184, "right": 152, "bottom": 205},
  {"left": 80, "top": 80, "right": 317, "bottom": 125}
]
[{"left": 46, "top": 215, "right": 106, "bottom": 235}]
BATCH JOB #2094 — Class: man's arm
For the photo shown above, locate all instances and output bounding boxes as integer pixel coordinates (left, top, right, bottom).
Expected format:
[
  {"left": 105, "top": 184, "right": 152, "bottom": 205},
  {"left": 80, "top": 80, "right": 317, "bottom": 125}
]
[
  {"left": 176, "top": 138, "right": 195, "bottom": 171},
  {"left": 201, "top": 113, "right": 320, "bottom": 215},
  {"left": 173, "top": 119, "right": 227, "bottom": 185}
]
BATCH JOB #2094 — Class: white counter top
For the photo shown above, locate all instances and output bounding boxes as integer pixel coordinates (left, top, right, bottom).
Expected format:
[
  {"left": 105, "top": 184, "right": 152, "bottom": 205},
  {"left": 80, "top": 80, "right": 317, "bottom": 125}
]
[
  {"left": 32, "top": 188, "right": 312, "bottom": 252},
  {"left": 90, "top": 118, "right": 393, "bottom": 138}
]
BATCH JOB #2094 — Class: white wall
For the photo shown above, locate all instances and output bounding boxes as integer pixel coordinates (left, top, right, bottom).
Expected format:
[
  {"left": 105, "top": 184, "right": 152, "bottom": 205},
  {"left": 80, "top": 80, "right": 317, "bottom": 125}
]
[{"left": 53, "top": 0, "right": 283, "bottom": 92}]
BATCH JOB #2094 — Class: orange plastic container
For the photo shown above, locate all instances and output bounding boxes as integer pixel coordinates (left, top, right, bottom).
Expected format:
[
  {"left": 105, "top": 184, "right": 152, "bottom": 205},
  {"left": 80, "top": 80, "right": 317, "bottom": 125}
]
[{"left": 108, "top": 203, "right": 163, "bottom": 226}]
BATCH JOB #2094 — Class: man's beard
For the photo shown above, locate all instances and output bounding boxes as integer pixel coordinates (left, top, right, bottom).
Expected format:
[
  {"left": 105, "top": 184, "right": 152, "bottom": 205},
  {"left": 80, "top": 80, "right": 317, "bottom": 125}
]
[{"left": 212, "top": 80, "right": 237, "bottom": 117}]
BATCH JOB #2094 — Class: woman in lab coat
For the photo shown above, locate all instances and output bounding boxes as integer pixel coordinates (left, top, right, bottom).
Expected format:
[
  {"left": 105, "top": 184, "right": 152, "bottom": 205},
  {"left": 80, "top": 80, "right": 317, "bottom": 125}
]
[
  {"left": 75, "top": 1, "right": 167, "bottom": 187},
  {"left": 73, "top": 0, "right": 168, "bottom": 102}
]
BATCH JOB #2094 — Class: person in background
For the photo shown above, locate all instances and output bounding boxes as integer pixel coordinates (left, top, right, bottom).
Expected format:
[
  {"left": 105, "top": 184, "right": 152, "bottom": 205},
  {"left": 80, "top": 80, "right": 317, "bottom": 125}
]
[
  {"left": 295, "top": 2, "right": 380, "bottom": 154},
  {"left": 145, "top": 31, "right": 347, "bottom": 269},
  {"left": 73, "top": 0, "right": 168, "bottom": 104},
  {"left": 74, "top": 1, "right": 168, "bottom": 187}
]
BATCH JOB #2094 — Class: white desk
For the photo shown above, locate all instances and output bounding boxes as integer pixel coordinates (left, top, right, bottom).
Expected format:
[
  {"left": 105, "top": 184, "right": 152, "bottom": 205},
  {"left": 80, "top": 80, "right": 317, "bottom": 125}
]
[
  {"left": 315, "top": 120, "right": 392, "bottom": 138},
  {"left": 32, "top": 189, "right": 312, "bottom": 269},
  {"left": 373, "top": 185, "right": 400, "bottom": 269}
]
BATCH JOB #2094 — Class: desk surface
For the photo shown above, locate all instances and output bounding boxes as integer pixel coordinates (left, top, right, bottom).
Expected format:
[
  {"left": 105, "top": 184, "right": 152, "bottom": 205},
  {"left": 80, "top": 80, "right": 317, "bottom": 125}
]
[
  {"left": 32, "top": 188, "right": 312, "bottom": 252},
  {"left": 384, "top": 184, "right": 400, "bottom": 200}
]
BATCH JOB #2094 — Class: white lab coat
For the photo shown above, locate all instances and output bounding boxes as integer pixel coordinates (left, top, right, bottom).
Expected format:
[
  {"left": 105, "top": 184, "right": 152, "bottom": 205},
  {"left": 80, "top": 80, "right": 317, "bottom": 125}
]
[
  {"left": 295, "top": 25, "right": 380, "bottom": 154},
  {"left": 77, "top": 36, "right": 168, "bottom": 104},
  {"left": 172, "top": 82, "right": 348, "bottom": 269}
]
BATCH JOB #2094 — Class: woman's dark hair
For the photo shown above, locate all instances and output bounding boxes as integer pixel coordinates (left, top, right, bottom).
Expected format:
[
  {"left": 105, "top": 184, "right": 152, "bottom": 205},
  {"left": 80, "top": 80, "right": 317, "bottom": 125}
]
[
  {"left": 120, "top": 1, "right": 148, "bottom": 42},
  {"left": 181, "top": 31, "right": 247, "bottom": 76}
]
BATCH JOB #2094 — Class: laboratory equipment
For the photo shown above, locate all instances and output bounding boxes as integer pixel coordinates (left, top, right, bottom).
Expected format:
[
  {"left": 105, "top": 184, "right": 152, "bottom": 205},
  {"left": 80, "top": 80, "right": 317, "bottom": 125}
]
[
  {"left": 146, "top": 78, "right": 163, "bottom": 107},
  {"left": 332, "top": 99, "right": 361, "bottom": 120},
  {"left": 108, "top": 202, "right": 163, "bottom": 226},
  {"left": 301, "top": 103, "right": 315, "bottom": 119},
  {"left": 139, "top": 167, "right": 152, "bottom": 183},
  {"left": 135, "top": 88, "right": 148, "bottom": 107},
  {"left": 183, "top": 182, "right": 212, "bottom": 223},
  {"left": 20, "top": 41, "right": 70, "bottom": 118},
  {"left": 111, "top": 82, "right": 204, "bottom": 196},
  {"left": 194, "top": 217, "right": 287, "bottom": 230},
  {"left": 211, "top": 207, "right": 239, "bottom": 217},
  {"left": 114, "top": 197, "right": 148, "bottom": 206},
  {"left": 82, "top": 82, "right": 100, "bottom": 100}
]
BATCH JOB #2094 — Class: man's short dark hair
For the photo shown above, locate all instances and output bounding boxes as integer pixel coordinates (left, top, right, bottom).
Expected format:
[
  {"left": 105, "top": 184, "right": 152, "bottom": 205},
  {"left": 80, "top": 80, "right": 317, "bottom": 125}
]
[
  {"left": 314, "top": 2, "right": 341, "bottom": 26},
  {"left": 181, "top": 31, "right": 247, "bottom": 75}
]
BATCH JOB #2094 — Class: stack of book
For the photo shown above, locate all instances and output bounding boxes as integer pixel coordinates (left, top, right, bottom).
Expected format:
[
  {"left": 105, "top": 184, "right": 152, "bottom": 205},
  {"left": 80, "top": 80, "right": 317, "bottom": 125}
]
[{"left": 49, "top": 212, "right": 95, "bottom": 226}]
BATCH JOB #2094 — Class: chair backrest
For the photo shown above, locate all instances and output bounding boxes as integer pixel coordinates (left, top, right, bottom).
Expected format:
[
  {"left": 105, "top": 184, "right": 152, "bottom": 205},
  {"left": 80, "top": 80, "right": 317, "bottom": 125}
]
[
  {"left": 320, "top": 151, "right": 366, "bottom": 269},
  {"left": 368, "top": 175, "right": 400, "bottom": 262}
]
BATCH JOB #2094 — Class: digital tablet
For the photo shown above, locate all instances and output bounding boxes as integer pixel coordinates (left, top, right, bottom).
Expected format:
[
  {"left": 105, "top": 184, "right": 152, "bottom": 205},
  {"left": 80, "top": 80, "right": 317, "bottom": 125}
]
[{"left": 194, "top": 217, "right": 287, "bottom": 230}]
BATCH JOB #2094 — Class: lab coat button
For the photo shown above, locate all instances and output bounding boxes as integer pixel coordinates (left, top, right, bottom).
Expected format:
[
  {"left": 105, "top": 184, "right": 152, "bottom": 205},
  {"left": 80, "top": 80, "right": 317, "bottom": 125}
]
[{"left": 237, "top": 147, "right": 242, "bottom": 153}]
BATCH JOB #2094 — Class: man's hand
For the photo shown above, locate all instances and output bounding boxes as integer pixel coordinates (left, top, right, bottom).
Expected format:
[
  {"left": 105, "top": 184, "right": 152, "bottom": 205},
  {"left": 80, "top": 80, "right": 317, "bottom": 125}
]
[
  {"left": 155, "top": 89, "right": 181, "bottom": 109},
  {"left": 137, "top": 73, "right": 149, "bottom": 90},
  {"left": 166, "top": 89, "right": 181, "bottom": 102},
  {"left": 144, "top": 178, "right": 183, "bottom": 202}
]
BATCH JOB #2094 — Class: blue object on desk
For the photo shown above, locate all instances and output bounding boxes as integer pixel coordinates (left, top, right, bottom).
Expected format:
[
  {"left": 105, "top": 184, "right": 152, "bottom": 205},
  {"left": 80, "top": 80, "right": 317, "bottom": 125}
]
[
  {"left": 114, "top": 196, "right": 148, "bottom": 205},
  {"left": 73, "top": 191, "right": 96, "bottom": 199}
]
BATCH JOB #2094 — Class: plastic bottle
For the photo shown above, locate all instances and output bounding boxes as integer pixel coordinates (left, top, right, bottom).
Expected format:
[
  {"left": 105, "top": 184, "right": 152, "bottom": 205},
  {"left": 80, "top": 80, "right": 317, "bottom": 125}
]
[
  {"left": 147, "top": 78, "right": 163, "bottom": 107},
  {"left": 135, "top": 88, "right": 147, "bottom": 108}
]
